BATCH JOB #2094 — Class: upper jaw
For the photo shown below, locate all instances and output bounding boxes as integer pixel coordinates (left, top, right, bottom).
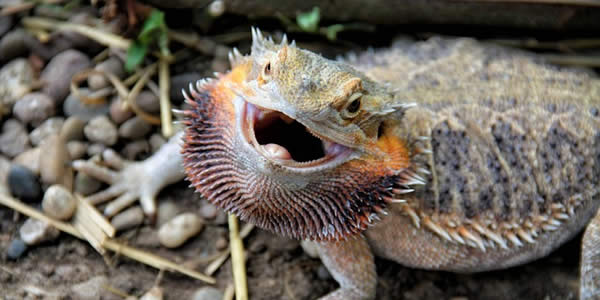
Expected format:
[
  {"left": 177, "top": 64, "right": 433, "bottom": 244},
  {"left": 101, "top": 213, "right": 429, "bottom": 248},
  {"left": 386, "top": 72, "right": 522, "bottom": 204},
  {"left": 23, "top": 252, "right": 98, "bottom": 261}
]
[{"left": 233, "top": 95, "right": 354, "bottom": 171}]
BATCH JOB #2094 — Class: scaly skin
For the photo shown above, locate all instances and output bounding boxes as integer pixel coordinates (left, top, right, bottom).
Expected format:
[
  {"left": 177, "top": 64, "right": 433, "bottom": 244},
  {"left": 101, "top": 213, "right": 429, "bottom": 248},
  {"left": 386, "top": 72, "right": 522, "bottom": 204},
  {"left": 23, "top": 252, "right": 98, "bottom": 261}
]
[{"left": 76, "top": 30, "right": 600, "bottom": 299}]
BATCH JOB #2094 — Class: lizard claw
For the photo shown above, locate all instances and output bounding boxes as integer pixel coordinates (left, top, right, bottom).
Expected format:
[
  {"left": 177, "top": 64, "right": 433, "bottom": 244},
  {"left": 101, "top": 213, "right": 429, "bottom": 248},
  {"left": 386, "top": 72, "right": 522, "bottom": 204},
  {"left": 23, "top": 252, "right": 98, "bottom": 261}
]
[{"left": 72, "top": 132, "right": 186, "bottom": 223}]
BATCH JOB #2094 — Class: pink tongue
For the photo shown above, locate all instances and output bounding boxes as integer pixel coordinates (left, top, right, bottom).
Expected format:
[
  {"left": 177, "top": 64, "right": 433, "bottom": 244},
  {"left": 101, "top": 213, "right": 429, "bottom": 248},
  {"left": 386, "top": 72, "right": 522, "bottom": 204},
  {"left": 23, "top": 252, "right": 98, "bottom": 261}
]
[{"left": 262, "top": 143, "right": 292, "bottom": 160}]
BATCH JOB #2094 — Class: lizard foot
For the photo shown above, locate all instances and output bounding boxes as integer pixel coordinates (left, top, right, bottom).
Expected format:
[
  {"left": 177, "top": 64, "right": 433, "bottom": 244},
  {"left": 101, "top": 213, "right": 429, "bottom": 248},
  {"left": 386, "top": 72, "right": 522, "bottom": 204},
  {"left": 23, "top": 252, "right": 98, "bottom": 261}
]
[
  {"left": 580, "top": 208, "right": 600, "bottom": 300},
  {"left": 314, "top": 235, "right": 377, "bottom": 300},
  {"left": 73, "top": 132, "right": 185, "bottom": 220}
]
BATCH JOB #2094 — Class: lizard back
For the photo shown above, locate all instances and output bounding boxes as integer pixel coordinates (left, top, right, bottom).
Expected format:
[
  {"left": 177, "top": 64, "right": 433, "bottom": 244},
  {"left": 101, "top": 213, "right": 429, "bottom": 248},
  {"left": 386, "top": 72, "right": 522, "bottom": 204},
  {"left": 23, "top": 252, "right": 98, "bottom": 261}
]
[{"left": 351, "top": 37, "right": 600, "bottom": 271}]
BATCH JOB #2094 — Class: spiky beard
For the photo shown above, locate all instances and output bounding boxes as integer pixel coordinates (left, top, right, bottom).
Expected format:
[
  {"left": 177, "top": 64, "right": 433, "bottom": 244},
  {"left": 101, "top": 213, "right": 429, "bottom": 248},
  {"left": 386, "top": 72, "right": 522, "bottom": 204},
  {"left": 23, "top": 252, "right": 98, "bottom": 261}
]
[{"left": 181, "top": 80, "right": 414, "bottom": 241}]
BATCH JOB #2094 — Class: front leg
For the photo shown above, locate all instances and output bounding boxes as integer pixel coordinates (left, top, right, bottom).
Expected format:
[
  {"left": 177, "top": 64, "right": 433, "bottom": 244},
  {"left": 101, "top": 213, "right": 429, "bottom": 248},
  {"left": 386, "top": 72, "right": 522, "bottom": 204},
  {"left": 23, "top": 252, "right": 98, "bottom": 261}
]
[
  {"left": 580, "top": 207, "right": 600, "bottom": 300},
  {"left": 316, "top": 235, "right": 377, "bottom": 300}
]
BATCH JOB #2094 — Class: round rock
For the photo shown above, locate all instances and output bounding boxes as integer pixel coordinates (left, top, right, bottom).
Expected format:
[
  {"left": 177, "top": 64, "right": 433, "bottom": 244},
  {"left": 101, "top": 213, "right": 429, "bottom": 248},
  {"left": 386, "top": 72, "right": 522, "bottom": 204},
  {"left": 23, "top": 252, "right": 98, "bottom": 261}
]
[
  {"left": 74, "top": 171, "right": 101, "bottom": 196},
  {"left": 0, "top": 119, "right": 30, "bottom": 158},
  {"left": 67, "top": 141, "right": 88, "bottom": 160},
  {"left": 61, "top": 116, "right": 86, "bottom": 141},
  {"left": 136, "top": 90, "right": 160, "bottom": 114},
  {"left": 121, "top": 140, "right": 150, "bottom": 160},
  {"left": 0, "top": 59, "right": 34, "bottom": 112},
  {"left": 111, "top": 206, "right": 144, "bottom": 231},
  {"left": 41, "top": 49, "right": 91, "bottom": 105},
  {"left": 42, "top": 184, "right": 77, "bottom": 220},
  {"left": 39, "top": 134, "right": 72, "bottom": 186},
  {"left": 6, "top": 238, "right": 28, "bottom": 260},
  {"left": 13, "top": 92, "right": 55, "bottom": 126},
  {"left": 63, "top": 89, "right": 110, "bottom": 122},
  {"left": 191, "top": 287, "right": 224, "bottom": 300},
  {"left": 29, "top": 117, "right": 64, "bottom": 146},
  {"left": 109, "top": 96, "right": 133, "bottom": 124},
  {"left": 119, "top": 116, "right": 152, "bottom": 139},
  {"left": 0, "top": 29, "right": 31, "bottom": 61},
  {"left": 8, "top": 164, "right": 41, "bottom": 202},
  {"left": 158, "top": 213, "right": 204, "bottom": 248},
  {"left": 19, "top": 218, "right": 60, "bottom": 245},
  {"left": 87, "top": 56, "right": 124, "bottom": 90},
  {"left": 13, "top": 147, "right": 41, "bottom": 175},
  {"left": 84, "top": 115, "right": 118, "bottom": 146}
]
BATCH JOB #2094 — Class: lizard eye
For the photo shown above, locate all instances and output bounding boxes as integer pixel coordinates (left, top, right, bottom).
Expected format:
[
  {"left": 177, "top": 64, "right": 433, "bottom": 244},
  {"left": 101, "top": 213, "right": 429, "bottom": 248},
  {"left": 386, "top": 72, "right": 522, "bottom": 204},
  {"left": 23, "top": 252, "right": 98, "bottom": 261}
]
[
  {"left": 341, "top": 93, "right": 362, "bottom": 119},
  {"left": 262, "top": 62, "right": 272, "bottom": 80}
]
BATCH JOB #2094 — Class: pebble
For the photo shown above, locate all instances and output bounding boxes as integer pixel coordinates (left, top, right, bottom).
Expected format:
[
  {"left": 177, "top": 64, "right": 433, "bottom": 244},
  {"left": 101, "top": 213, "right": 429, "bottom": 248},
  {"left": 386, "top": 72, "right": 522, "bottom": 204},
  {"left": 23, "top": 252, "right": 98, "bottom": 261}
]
[
  {"left": 6, "top": 238, "right": 28, "bottom": 260},
  {"left": 13, "top": 92, "right": 55, "bottom": 126},
  {"left": 0, "top": 29, "right": 31, "bottom": 61},
  {"left": 88, "top": 56, "right": 125, "bottom": 90},
  {"left": 67, "top": 141, "right": 88, "bottom": 160},
  {"left": 39, "top": 134, "right": 72, "bottom": 188},
  {"left": 13, "top": 147, "right": 41, "bottom": 175},
  {"left": 19, "top": 218, "right": 60, "bottom": 245},
  {"left": 119, "top": 116, "right": 152, "bottom": 139},
  {"left": 199, "top": 200, "right": 218, "bottom": 219},
  {"left": 84, "top": 115, "right": 118, "bottom": 146},
  {"left": 208, "top": 0, "right": 226, "bottom": 17},
  {"left": 0, "top": 59, "right": 34, "bottom": 115},
  {"left": 0, "top": 15, "right": 12, "bottom": 37},
  {"left": 29, "top": 117, "right": 64, "bottom": 146},
  {"left": 170, "top": 72, "right": 201, "bottom": 104},
  {"left": 71, "top": 275, "right": 108, "bottom": 300},
  {"left": 74, "top": 172, "right": 101, "bottom": 196},
  {"left": 215, "top": 237, "right": 228, "bottom": 250},
  {"left": 61, "top": 116, "right": 86, "bottom": 141},
  {"left": 42, "top": 184, "right": 77, "bottom": 220},
  {"left": 8, "top": 164, "right": 40, "bottom": 202},
  {"left": 191, "top": 287, "right": 224, "bottom": 300},
  {"left": 140, "top": 286, "right": 163, "bottom": 300},
  {"left": 149, "top": 133, "right": 166, "bottom": 152},
  {"left": 121, "top": 140, "right": 150, "bottom": 160},
  {"left": 158, "top": 213, "right": 204, "bottom": 248},
  {"left": 157, "top": 201, "right": 180, "bottom": 226},
  {"left": 63, "top": 89, "right": 110, "bottom": 122},
  {"left": 0, "top": 119, "right": 30, "bottom": 158},
  {"left": 109, "top": 96, "right": 133, "bottom": 124},
  {"left": 136, "top": 90, "right": 160, "bottom": 114},
  {"left": 41, "top": 49, "right": 91, "bottom": 104},
  {"left": 111, "top": 206, "right": 144, "bottom": 231},
  {"left": 87, "top": 143, "right": 106, "bottom": 157}
]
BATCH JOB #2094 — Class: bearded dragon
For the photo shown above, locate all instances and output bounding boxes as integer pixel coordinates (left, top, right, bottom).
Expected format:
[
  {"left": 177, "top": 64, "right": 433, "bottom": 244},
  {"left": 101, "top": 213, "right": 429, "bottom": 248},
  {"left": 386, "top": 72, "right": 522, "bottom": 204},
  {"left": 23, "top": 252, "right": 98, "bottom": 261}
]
[{"left": 74, "top": 28, "right": 600, "bottom": 299}]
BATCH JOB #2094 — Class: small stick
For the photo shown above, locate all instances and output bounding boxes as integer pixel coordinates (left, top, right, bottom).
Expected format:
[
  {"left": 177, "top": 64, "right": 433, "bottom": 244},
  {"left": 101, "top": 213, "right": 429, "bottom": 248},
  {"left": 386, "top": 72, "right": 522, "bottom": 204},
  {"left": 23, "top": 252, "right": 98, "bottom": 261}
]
[
  {"left": 158, "top": 57, "right": 173, "bottom": 137},
  {"left": 229, "top": 214, "right": 248, "bottom": 300}
]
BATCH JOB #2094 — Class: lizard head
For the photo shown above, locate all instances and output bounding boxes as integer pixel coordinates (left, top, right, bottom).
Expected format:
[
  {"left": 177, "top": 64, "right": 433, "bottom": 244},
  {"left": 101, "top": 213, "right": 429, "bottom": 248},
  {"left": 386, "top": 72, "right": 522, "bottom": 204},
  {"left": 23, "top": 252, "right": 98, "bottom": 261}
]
[{"left": 182, "top": 28, "right": 421, "bottom": 241}]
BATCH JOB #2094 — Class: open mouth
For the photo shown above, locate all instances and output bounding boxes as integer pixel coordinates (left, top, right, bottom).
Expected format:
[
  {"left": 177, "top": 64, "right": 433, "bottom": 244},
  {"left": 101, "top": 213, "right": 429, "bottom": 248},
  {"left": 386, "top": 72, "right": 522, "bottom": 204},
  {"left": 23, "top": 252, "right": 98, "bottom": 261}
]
[{"left": 242, "top": 102, "right": 350, "bottom": 167}]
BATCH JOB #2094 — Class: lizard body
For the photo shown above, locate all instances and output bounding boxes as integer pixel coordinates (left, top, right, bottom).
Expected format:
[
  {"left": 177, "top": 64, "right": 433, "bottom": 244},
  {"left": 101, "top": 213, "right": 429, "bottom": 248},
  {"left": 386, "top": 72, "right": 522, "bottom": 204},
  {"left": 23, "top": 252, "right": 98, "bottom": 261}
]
[{"left": 75, "top": 30, "right": 600, "bottom": 299}]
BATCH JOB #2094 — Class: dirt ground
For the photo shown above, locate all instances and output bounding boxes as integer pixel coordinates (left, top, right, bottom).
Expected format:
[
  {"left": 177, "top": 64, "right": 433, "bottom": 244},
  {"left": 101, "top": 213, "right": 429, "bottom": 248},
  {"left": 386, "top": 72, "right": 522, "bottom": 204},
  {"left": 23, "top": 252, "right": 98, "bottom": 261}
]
[{"left": 1, "top": 180, "right": 582, "bottom": 299}]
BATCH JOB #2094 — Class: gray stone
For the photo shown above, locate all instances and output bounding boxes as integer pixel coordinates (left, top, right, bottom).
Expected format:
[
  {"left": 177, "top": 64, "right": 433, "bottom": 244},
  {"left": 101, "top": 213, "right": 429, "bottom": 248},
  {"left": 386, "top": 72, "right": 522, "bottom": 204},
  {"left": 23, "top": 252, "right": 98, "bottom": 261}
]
[
  {"left": 0, "top": 29, "right": 31, "bottom": 61},
  {"left": 13, "top": 147, "right": 41, "bottom": 175},
  {"left": 74, "top": 172, "right": 101, "bottom": 196},
  {"left": 19, "top": 218, "right": 60, "bottom": 245},
  {"left": 0, "top": 59, "right": 34, "bottom": 113},
  {"left": 61, "top": 116, "right": 86, "bottom": 141},
  {"left": 0, "top": 15, "right": 13, "bottom": 37},
  {"left": 119, "top": 116, "right": 152, "bottom": 139},
  {"left": 191, "top": 287, "right": 224, "bottom": 300},
  {"left": 67, "top": 141, "right": 88, "bottom": 160},
  {"left": 41, "top": 49, "right": 91, "bottom": 104},
  {"left": 84, "top": 116, "right": 118, "bottom": 146},
  {"left": 88, "top": 56, "right": 125, "bottom": 90},
  {"left": 13, "top": 92, "right": 55, "bottom": 126},
  {"left": 42, "top": 184, "right": 77, "bottom": 220},
  {"left": 109, "top": 96, "right": 133, "bottom": 124},
  {"left": 121, "top": 140, "right": 150, "bottom": 160},
  {"left": 63, "top": 89, "right": 110, "bottom": 122},
  {"left": 111, "top": 206, "right": 144, "bottom": 231},
  {"left": 29, "top": 117, "right": 64, "bottom": 146},
  {"left": 6, "top": 238, "right": 27, "bottom": 260},
  {"left": 136, "top": 90, "right": 160, "bottom": 114},
  {"left": 0, "top": 119, "right": 30, "bottom": 158}
]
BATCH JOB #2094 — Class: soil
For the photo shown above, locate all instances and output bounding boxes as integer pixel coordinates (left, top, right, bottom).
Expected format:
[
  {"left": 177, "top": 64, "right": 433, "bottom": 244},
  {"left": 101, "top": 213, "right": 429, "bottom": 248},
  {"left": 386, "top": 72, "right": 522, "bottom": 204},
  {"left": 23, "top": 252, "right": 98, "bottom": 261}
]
[{"left": 1, "top": 181, "right": 581, "bottom": 299}]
